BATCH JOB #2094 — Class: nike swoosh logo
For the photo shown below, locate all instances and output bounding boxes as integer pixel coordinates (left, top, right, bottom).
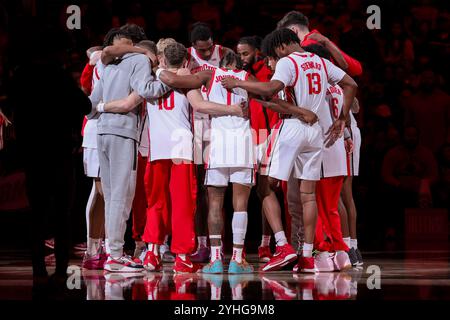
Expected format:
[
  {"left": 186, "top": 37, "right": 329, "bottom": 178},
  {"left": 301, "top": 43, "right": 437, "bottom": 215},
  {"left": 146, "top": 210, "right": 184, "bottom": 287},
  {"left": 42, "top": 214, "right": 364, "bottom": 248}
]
[{"left": 181, "top": 262, "right": 193, "bottom": 268}]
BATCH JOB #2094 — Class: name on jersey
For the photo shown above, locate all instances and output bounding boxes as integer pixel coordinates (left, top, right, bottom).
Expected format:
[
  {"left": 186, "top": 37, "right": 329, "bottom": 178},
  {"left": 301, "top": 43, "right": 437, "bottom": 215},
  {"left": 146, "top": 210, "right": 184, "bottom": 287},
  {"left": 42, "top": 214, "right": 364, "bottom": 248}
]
[
  {"left": 326, "top": 86, "right": 342, "bottom": 96},
  {"left": 215, "top": 74, "right": 240, "bottom": 83},
  {"left": 301, "top": 61, "right": 322, "bottom": 72},
  {"left": 192, "top": 64, "right": 216, "bottom": 74}
]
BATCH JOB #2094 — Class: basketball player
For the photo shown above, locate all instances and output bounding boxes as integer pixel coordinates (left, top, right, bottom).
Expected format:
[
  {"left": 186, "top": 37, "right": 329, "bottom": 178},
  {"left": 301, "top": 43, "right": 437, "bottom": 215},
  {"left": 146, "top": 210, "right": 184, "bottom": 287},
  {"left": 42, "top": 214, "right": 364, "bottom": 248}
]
[
  {"left": 101, "top": 43, "right": 248, "bottom": 274},
  {"left": 81, "top": 28, "right": 132, "bottom": 270},
  {"left": 237, "top": 36, "right": 278, "bottom": 262},
  {"left": 222, "top": 29, "right": 358, "bottom": 273},
  {"left": 339, "top": 98, "right": 363, "bottom": 266},
  {"left": 184, "top": 23, "right": 234, "bottom": 263},
  {"left": 277, "top": 11, "right": 363, "bottom": 77},
  {"left": 88, "top": 26, "right": 172, "bottom": 273}
]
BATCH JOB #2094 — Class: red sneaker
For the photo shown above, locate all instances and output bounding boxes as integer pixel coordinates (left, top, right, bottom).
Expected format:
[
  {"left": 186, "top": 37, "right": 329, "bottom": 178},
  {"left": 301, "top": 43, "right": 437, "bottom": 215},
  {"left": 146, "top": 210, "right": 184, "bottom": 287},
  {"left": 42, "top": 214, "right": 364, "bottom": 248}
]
[
  {"left": 293, "top": 256, "right": 316, "bottom": 273},
  {"left": 260, "top": 244, "right": 297, "bottom": 272},
  {"left": 143, "top": 251, "right": 162, "bottom": 272},
  {"left": 258, "top": 246, "right": 273, "bottom": 262},
  {"left": 173, "top": 255, "right": 201, "bottom": 274}
]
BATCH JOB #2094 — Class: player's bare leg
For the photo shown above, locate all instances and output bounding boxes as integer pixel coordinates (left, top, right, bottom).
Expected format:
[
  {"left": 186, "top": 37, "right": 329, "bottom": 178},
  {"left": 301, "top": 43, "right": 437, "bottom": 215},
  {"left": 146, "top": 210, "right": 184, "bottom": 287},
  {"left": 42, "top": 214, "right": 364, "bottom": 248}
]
[
  {"left": 229, "top": 183, "right": 253, "bottom": 273},
  {"left": 202, "top": 186, "right": 226, "bottom": 273},
  {"left": 291, "top": 179, "right": 318, "bottom": 273},
  {"left": 341, "top": 176, "right": 362, "bottom": 265},
  {"left": 259, "top": 209, "right": 273, "bottom": 262},
  {"left": 258, "top": 175, "right": 297, "bottom": 272},
  {"left": 83, "top": 178, "right": 106, "bottom": 270}
]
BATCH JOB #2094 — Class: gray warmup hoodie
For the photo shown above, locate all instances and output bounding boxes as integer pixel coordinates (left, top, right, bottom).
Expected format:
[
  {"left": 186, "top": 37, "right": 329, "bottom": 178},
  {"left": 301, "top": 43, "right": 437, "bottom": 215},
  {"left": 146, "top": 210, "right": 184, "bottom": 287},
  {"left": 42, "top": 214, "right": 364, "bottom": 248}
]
[{"left": 88, "top": 53, "right": 169, "bottom": 141}]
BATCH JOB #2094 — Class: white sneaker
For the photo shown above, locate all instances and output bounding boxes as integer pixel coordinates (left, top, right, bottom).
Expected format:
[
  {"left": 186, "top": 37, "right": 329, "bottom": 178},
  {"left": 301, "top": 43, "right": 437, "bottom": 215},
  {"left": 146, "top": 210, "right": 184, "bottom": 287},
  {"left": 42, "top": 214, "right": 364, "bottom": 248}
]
[
  {"left": 332, "top": 251, "right": 352, "bottom": 271},
  {"left": 314, "top": 252, "right": 335, "bottom": 272},
  {"left": 104, "top": 255, "right": 145, "bottom": 273}
]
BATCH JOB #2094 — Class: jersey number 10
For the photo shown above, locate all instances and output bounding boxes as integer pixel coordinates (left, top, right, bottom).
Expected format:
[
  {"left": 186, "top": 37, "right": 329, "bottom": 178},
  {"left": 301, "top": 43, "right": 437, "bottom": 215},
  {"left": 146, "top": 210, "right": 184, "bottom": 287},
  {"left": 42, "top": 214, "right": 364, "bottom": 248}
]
[{"left": 158, "top": 92, "right": 175, "bottom": 110}]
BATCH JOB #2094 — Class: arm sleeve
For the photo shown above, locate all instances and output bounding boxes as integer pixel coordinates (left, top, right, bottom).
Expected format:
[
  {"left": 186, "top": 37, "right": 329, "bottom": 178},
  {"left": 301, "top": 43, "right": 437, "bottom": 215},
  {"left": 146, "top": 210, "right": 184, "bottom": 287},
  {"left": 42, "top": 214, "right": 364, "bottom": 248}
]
[
  {"left": 130, "top": 55, "right": 171, "bottom": 99},
  {"left": 336, "top": 46, "right": 363, "bottom": 77},
  {"left": 80, "top": 63, "right": 94, "bottom": 94},
  {"left": 323, "top": 58, "right": 346, "bottom": 85},
  {"left": 271, "top": 57, "right": 296, "bottom": 87}
]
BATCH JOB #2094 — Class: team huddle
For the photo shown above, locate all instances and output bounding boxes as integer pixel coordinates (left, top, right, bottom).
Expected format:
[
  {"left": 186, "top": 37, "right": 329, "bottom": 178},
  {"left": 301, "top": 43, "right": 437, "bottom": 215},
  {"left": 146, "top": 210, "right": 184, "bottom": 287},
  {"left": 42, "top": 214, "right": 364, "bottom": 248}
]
[{"left": 81, "top": 11, "right": 363, "bottom": 276}]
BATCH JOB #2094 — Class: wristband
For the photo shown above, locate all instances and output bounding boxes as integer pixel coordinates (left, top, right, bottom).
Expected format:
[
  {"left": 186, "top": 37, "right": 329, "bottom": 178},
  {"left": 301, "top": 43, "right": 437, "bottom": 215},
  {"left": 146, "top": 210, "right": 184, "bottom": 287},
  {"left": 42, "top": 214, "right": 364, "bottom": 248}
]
[
  {"left": 155, "top": 68, "right": 164, "bottom": 80},
  {"left": 97, "top": 102, "right": 105, "bottom": 113},
  {"left": 344, "top": 128, "right": 351, "bottom": 140}
]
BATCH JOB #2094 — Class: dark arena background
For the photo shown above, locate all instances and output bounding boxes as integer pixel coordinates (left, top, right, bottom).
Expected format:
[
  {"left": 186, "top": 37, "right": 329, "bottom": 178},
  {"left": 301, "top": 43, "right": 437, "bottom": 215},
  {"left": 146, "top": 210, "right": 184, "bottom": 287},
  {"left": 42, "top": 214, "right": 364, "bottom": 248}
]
[{"left": 0, "top": 0, "right": 449, "bottom": 312}]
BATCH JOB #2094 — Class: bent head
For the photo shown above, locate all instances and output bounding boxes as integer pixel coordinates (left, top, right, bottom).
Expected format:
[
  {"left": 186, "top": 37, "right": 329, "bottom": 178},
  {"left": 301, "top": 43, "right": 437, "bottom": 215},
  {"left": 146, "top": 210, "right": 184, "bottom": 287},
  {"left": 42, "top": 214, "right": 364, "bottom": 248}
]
[
  {"left": 164, "top": 42, "right": 187, "bottom": 69},
  {"left": 262, "top": 28, "right": 300, "bottom": 59},
  {"left": 277, "top": 11, "right": 310, "bottom": 41},
  {"left": 220, "top": 52, "right": 243, "bottom": 70}
]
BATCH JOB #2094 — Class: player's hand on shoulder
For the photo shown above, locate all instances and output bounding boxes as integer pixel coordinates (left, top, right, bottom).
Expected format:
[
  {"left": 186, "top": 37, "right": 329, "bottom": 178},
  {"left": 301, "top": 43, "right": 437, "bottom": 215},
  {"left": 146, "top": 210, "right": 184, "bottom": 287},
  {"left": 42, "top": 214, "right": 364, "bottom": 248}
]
[
  {"left": 221, "top": 77, "right": 239, "bottom": 89},
  {"left": 307, "top": 32, "right": 329, "bottom": 45}
]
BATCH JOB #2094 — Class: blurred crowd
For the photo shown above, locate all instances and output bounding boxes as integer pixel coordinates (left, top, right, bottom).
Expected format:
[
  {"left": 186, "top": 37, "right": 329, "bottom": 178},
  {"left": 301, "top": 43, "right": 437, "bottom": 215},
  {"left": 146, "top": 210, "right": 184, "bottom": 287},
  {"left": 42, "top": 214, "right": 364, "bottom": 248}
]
[{"left": 0, "top": 0, "right": 448, "bottom": 249}]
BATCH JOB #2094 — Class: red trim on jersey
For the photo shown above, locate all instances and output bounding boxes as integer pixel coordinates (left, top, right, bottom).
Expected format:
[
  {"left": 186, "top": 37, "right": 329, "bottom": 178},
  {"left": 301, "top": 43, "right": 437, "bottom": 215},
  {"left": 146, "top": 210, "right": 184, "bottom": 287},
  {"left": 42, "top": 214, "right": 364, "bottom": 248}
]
[
  {"left": 244, "top": 71, "right": 250, "bottom": 81},
  {"left": 261, "top": 119, "right": 283, "bottom": 170},
  {"left": 319, "top": 57, "right": 329, "bottom": 80},
  {"left": 206, "top": 68, "right": 217, "bottom": 97},
  {"left": 94, "top": 66, "right": 100, "bottom": 80},
  {"left": 286, "top": 56, "right": 299, "bottom": 88}
]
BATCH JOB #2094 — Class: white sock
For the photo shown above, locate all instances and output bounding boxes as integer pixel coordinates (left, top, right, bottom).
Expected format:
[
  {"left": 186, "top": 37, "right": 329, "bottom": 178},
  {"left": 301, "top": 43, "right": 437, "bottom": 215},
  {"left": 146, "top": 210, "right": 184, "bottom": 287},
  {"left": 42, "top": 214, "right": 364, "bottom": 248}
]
[
  {"left": 343, "top": 237, "right": 351, "bottom": 248},
  {"left": 87, "top": 238, "right": 102, "bottom": 256},
  {"left": 274, "top": 231, "right": 287, "bottom": 246},
  {"left": 232, "top": 211, "right": 248, "bottom": 245},
  {"left": 209, "top": 235, "right": 222, "bottom": 262},
  {"left": 148, "top": 243, "right": 159, "bottom": 255},
  {"left": 163, "top": 235, "right": 169, "bottom": 246},
  {"left": 198, "top": 236, "right": 207, "bottom": 248},
  {"left": 232, "top": 247, "right": 243, "bottom": 263},
  {"left": 302, "top": 243, "right": 313, "bottom": 258},
  {"left": 178, "top": 254, "right": 186, "bottom": 261},
  {"left": 105, "top": 238, "right": 111, "bottom": 255},
  {"left": 210, "top": 246, "right": 222, "bottom": 262},
  {"left": 261, "top": 235, "right": 271, "bottom": 247},
  {"left": 350, "top": 239, "right": 358, "bottom": 249}
]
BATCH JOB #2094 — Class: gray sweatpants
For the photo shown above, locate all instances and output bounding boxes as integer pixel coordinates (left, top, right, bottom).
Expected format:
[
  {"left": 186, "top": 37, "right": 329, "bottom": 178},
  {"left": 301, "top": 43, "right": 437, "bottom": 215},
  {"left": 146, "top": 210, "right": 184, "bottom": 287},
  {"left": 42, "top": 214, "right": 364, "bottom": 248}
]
[
  {"left": 287, "top": 173, "right": 305, "bottom": 254},
  {"left": 97, "top": 134, "right": 137, "bottom": 258}
]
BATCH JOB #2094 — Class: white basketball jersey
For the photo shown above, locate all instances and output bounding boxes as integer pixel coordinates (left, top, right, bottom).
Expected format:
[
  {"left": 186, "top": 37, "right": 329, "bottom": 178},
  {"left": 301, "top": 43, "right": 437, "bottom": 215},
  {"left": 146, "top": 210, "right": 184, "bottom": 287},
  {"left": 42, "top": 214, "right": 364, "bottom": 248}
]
[
  {"left": 206, "top": 68, "right": 255, "bottom": 168},
  {"left": 272, "top": 52, "right": 346, "bottom": 115},
  {"left": 82, "top": 61, "right": 105, "bottom": 149},
  {"left": 186, "top": 45, "right": 223, "bottom": 73},
  {"left": 317, "top": 84, "right": 347, "bottom": 177},
  {"left": 146, "top": 90, "right": 193, "bottom": 162}
]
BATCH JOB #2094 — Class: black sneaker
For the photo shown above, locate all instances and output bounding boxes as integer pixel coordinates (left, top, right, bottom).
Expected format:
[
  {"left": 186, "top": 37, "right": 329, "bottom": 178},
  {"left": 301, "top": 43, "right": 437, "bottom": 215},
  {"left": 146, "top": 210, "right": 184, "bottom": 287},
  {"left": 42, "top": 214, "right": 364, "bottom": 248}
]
[
  {"left": 348, "top": 248, "right": 359, "bottom": 266},
  {"left": 355, "top": 249, "right": 363, "bottom": 266}
]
